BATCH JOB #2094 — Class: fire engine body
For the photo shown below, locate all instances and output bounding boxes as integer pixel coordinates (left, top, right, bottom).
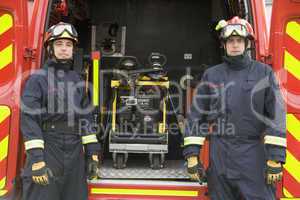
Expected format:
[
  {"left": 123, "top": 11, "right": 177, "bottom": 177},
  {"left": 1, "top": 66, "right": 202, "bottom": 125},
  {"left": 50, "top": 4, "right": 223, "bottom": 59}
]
[{"left": 0, "top": 0, "right": 299, "bottom": 199}]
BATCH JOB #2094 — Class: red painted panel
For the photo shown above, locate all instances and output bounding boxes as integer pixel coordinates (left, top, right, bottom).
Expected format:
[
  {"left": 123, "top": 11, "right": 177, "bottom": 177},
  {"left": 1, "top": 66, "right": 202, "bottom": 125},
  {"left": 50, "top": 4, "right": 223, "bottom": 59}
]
[
  {"left": 286, "top": 132, "right": 300, "bottom": 162},
  {"left": 284, "top": 31, "right": 300, "bottom": 60},
  {"left": 283, "top": 169, "right": 300, "bottom": 197},
  {"left": 0, "top": 0, "right": 29, "bottom": 196},
  {"left": 88, "top": 183, "right": 209, "bottom": 200}
]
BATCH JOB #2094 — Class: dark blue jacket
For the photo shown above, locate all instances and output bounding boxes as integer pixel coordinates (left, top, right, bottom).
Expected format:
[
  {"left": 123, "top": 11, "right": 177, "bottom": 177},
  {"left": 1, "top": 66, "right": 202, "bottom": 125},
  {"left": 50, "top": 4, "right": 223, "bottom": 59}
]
[
  {"left": 183, "top": 55, "right": 286, "bottom": 169},
  {"left": 21, "top": 59, "right": 100, "bottom": 163}
]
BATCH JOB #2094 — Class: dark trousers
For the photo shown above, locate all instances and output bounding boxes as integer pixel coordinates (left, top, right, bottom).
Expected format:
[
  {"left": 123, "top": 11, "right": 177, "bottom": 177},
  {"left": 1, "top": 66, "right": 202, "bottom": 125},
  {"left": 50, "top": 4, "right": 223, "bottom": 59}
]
[
  {"left": 207, "top": 167, "right": 276, "bottom": 200},
  {"left": 21, "top": 134, "right": 88, "bottom": 200}
]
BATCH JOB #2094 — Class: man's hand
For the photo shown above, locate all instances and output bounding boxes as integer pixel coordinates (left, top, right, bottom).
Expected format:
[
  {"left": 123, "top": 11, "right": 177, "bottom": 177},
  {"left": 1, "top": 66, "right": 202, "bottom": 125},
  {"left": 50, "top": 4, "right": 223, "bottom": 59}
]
[
  {"left": 88, "top": 154, "right": 100, "bottom": 180},
  {"left": 266, "top": 160, "right": 283, "bottom": 185},
  {"left": 32, "top": 161, "right": 53, "bottom": 185},
  {"left": 187, "top": 156, "right": 202, "bottom": 181}
]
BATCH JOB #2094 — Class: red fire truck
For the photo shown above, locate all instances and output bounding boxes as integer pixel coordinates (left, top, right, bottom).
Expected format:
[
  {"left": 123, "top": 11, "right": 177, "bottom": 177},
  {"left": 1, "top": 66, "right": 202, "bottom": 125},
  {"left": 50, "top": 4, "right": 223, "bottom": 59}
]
[{"left": 0, "top": 0, "right": 299, "bottom": 199}]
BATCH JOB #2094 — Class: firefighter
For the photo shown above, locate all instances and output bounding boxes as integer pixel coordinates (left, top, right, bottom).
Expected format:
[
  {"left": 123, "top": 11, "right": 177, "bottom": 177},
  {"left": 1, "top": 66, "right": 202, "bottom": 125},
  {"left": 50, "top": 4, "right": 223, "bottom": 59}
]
[
  {"left": 183, "top": 16, "right": 286, "bottom": 200},
  {"left": 20, "top": 22, "right": 100, "bottom": 200}
]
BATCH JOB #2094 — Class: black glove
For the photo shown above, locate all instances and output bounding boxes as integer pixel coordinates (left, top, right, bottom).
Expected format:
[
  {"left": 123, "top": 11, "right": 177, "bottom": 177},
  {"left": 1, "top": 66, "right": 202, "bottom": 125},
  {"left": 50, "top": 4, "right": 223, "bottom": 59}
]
[
  {"left": 87, "top": 156, "right": 100, "bottom": 180},
  {"left": 266, "top": 160, "right": 283, "bottom": 185},
  {"left": 187, "top": 156, "right": 206, "bottom": 183},
  {"left": 31, "top": 162, "right": 53, "bottom": 185}
]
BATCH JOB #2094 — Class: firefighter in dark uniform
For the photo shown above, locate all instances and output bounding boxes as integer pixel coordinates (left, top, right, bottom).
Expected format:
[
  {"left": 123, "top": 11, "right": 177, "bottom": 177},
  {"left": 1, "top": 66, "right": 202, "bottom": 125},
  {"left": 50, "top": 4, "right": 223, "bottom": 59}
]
[
  {"left": 183, "top": 16, "right": 286, "bottom": 200},
  {"left": 21, "top": 22, "right": 100, "bottom": 200}
]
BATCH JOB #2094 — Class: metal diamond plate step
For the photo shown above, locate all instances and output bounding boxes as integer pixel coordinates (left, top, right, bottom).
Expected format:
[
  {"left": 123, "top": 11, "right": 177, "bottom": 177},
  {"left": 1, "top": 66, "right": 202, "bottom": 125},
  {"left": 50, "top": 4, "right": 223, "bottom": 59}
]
[{"left": 99, "top": 159, "right": 190, "bottom": 179}]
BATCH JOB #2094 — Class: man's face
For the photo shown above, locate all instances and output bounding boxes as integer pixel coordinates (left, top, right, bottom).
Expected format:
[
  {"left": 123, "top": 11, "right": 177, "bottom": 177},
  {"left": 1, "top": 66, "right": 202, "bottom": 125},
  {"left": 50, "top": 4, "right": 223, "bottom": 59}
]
[
  {"left": 224, "top": 36, "right": 246, "bottom": 56},
  {"left": 53, "top": 39, "right": 74, "bottom": 60}
]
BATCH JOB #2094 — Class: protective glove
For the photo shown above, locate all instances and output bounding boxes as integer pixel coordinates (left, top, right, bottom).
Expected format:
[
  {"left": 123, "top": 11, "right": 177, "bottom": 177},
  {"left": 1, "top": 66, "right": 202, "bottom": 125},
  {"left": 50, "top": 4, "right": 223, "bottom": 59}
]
[
  {"left": 266, "top": 160, "right": 283, "bottom": 185},
  {"left": 31, "top": 161, "right": 53, "bottom": 185},
  {"left": 187, "top": 156, "right": 205, "bottom": 182},
  {"left": 87, "top": 154, "right": 100, "bottom": 180},
  {"left": 177, "top": 114, "right": 185, "bottom": 134}
]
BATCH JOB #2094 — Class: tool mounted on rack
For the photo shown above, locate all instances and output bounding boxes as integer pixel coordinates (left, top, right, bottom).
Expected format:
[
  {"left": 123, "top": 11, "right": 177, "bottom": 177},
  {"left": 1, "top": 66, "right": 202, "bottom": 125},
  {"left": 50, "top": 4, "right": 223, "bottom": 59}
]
[{"left": 109, "top": 53, "right": 170, "bottom": 169}]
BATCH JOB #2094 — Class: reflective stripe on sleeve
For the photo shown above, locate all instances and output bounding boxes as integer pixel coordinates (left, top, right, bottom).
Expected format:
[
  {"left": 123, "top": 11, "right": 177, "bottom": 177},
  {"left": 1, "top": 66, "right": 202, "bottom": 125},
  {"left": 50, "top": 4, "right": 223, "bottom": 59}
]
[
  {"left": 82, "top": 134, "right": 98, "bottom": 144},
  {"left": 184, "top": 136, "right": 205, "bottom": 146},
  {"left": 264, "top": 135, "right": 287, "bottom": 147},
  {"left": 24, "top": 139, "right": 44, "bottom": 150}
]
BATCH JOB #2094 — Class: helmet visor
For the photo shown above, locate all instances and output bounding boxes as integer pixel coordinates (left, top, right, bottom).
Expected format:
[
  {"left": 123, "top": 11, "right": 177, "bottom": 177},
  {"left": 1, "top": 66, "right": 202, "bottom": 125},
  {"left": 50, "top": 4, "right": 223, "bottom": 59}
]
[
  {"left": 52, "top": 24, "right": 78, "bottom": 38},
  {"left": 222, "top": 24, "right": 247, "bottom": 38}
]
